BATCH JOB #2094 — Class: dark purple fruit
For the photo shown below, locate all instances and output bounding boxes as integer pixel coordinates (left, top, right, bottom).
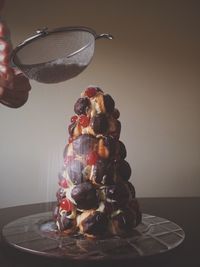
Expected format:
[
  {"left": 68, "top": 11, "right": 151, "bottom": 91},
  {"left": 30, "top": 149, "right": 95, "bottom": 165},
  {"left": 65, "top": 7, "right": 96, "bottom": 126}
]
[
  {"left": 112, "top": 109, "right": 120, "bottom": 119},
  {"left": 105, "top": 183, "right": 129, "bottom": 203},
  {"left": 116, "top": 160, "right": 131, "bottom": 181},
  {"left": 91, "top": 114, "right": 108, "bottom": 135},
  {"left": 110, "top": 120, "right": 121, "bottom": 139},
  {"left": 93, "top": 160, "right": 115, "bottom": 185},
  {"left": 126, "top": 182, "right": 136, "bottom": 198},
  {"left": 74, "top": 97, "right": 90, "bottom": 115},
  {"left": 104, "top": 136, "right": 116, "bottom": 159},
  {"left": 111, "top": 211, "right": 135, "bottom": 233},
  {"left": 118, "top": 141, "right": 127, "bottom": 159},
  {"left": 126, "top": 199, "right": 142, "bottom": 226},
  {"left": 71, "top": 182, "right": 98, "bottom": 210},
  {"left": 72, "top": 134, "right": 96, "bottom": 155},
  {"left": 116, "top": 120, "right": 121, "bottom": 138},
  {"left": 81, "top": 211, "right": 108, "bottom": 236},
  {"left": 93, "top": 159, "right": 108, "bottom": 185},
  {"left": 104, "top": 94, "right": 115, "bottom": 113},
  {"left": 56, "top": 212, "right": 74, "bottom": 231},
  {"left": 66, "top": 159, "right": 84, "bottom": 184},
  {"left": 104, "top": 201, "right": 115, "bottom": 214}
]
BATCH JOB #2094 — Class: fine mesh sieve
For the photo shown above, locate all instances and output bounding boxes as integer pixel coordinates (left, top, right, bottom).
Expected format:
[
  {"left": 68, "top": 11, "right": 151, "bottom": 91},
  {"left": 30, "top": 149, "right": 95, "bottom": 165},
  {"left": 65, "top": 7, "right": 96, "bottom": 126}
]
[{"left": 11, "top": 27, "right": 113, "bottom": 83}]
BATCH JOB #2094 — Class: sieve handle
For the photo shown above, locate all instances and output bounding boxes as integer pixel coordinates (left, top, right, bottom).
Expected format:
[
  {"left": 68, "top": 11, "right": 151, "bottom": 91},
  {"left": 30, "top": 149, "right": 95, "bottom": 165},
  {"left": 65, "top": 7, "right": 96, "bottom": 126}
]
[{"left": 95, "top": 33, "right": 114, "bottom": 40}]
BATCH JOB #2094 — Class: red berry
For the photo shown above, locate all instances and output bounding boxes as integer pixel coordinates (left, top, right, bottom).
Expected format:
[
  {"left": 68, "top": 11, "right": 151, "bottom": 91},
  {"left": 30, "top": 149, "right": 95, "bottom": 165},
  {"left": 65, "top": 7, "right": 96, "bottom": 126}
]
[
  {"left": 71, "top": 115, "right": 78, "bottom": 123},
  {"left": 79, "top": 115, "right": 90, "bottom": 127},
  {"left": 60, "top": 198, "right": 73, "bottom": 211},
  {"left": 58, "top": 178, "right": 68, "bottom": 188},
  {"left": 86, "top": 151, "right": 99, "bottom": 165},
  {"left": 85, "top": 87, "right": 97, "bottom": 98}
]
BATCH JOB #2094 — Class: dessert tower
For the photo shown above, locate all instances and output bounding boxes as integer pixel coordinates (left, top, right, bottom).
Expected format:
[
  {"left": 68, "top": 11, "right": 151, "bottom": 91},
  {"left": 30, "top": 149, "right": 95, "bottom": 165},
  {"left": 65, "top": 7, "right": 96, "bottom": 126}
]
[{"left": 53, "top": 86, "right": 141, "bottom": 238}]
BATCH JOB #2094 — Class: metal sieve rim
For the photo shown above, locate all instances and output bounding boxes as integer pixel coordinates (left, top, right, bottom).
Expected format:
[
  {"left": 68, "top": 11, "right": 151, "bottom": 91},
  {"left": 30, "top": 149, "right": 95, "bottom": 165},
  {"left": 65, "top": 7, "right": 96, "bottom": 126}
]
[{"left": 10, "top": 26, "right": 99, "bottom": 67}]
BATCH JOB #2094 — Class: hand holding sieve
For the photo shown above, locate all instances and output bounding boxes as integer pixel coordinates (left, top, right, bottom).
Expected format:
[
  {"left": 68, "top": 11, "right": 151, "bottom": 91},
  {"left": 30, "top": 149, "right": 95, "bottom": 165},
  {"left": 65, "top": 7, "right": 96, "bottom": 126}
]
[{"left": 10, "top": 27, "right": 113, "bottom": 83}]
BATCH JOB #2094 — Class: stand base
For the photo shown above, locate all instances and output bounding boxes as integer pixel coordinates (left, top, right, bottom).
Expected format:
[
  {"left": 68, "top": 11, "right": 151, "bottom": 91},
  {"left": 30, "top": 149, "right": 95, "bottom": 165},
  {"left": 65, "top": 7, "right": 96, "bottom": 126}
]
[{"left": 2, "top": 212, "right": 184, "bottom": 261}]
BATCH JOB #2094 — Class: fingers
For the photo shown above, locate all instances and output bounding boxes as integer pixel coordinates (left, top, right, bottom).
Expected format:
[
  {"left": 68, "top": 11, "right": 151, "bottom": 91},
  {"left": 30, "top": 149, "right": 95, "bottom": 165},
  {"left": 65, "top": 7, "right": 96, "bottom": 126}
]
[
  {"left": 0, "top": 72, "right": 30, "bottom": 92},
  {"left": 0, "top": 87, "right": 29, "bottom": 108},
  {"left": 0, "top": 73, "right": 31, "bottom": 108},
  {"left": 0, "top": 18, "right": 31, "bottom": 108},
  {"left": 12, "top": 73, "right": 31, "bottom": 92}
]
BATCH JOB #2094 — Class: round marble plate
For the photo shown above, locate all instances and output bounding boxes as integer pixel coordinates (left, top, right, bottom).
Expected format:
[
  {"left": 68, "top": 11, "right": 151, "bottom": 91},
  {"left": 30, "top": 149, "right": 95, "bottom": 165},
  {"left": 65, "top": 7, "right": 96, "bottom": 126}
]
[{"left": 2, "top": 212, "right": 185, "bottom": 261}]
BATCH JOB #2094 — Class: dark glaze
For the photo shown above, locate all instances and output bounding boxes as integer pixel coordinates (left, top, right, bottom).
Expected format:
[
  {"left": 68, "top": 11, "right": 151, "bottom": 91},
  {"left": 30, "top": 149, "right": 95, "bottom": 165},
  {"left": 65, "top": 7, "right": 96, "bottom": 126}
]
[
  {"left": 71, "top": 182, "right": 98, "bottom": 209},
  {"left": 74, "top": 97, "right": 90, "bottom": 115},
  {"left": 81, "top": 211, "right": 108, "bottom": 236},
  {"left": 91, "top": 114, "right": 108, "bottom": 135},
  {"left": 93, "top": 159, "right": 115, "bottom": 185},
  {"left": 57, "top": 212, "right": 74, "bottom": 231},
  {"left": 66, "top": 159, "right": 84, "bottom": 184},
  {"left": 116, "top": 160, "right": 132, "bottom": 181},
  {"left": 73, "top": 134, "right": 97, "bottom": 155},
  {"left": 103, "top": 94, "right": 115, "bottom": 113},
  {"left": 117, "top": 140, "right": 127, "bottom": 159},
  {"left": 103, "top": 136, "right": 116, "bottom": 159}
]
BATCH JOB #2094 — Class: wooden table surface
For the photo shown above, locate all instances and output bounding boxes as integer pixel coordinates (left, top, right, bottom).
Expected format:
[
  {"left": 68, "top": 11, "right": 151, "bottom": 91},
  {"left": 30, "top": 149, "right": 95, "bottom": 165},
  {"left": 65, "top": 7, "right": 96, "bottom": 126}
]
[{"left": 0, "top": 198, "right": 199, "bottom": 267}]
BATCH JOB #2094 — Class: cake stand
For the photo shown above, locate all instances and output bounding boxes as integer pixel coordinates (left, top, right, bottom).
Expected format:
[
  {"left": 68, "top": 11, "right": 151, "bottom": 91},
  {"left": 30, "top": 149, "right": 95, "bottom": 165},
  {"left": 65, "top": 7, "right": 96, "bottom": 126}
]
[{"left": 2, "top": 212, "right": 185, "bottom": 262}]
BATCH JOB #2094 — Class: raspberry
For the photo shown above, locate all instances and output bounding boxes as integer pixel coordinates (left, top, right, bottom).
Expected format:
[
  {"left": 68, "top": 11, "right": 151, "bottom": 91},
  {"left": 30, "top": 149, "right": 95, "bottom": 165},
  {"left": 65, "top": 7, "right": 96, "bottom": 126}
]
[
  {"left": 58, "top": 178, "right": 68, "bottom": 188},
  {"left": 71, "top": 115, "right": 78, "bottom": 123},
  {"left": 85, "top": 87, "right": 97, "bottom": 98},
  {"left": 79, "top": 115, "right": 90, "bottom": 127},
  {"left": 86, "top": 151, "right": 99, "bottom": 165},
  {"left": 60, "top": 198, "right": 73, "bottom": 211}
]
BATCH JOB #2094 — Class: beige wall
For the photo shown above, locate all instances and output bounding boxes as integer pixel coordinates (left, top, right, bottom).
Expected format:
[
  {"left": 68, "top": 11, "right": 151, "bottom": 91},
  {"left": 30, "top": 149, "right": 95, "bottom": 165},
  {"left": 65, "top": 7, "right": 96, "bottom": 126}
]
[{"left": 0, "top": 0, "right": 199, "bottom": 208}]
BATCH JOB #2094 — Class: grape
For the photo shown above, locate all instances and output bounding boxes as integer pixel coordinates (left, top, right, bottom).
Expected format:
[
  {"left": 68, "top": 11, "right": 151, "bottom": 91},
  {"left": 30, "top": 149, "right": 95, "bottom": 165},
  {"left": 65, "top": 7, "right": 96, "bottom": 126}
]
[
  {"left": 91, "top": 114, "right": 108, "bottom": 135},
  {"left": 74, "top": 97, "right": 90, "bottom": 115},
  {"left": 104, "top": 94, "right": 115, "bottom": 113},
  {"left": 71, "top": 182, "right": 98, "bottom": 209}
]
